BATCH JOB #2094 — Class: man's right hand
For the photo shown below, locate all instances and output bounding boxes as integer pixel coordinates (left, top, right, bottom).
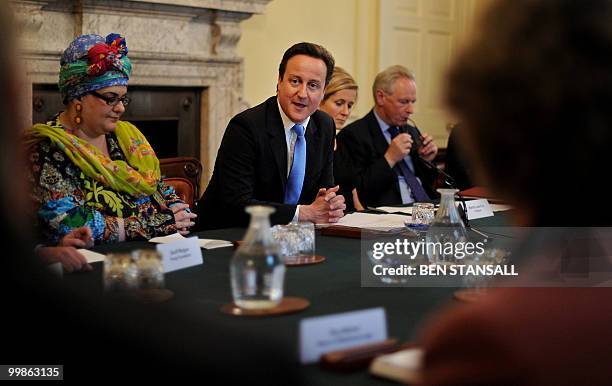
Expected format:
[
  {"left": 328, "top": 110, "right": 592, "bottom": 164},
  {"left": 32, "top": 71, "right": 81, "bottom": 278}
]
[
  {"left": 299, "top": 186, "right": 346, "bottom": 223},
  {"left": 384, "top": 133, "right": 413, "bottom": 167}
]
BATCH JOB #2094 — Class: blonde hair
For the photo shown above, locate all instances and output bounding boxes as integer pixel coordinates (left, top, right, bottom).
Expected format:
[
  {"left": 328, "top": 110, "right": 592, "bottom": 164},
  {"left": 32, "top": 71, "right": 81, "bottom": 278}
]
[
  {"left": 323, "top": 66, "right": 358, "bottom": 101},
  {"left": 372, "top": 65, "right": 415, "bottom": 101}
]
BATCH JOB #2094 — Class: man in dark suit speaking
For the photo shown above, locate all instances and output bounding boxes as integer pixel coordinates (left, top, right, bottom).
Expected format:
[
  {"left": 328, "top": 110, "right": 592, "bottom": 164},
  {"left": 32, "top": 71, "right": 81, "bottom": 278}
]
[
  {"left": 335, "top": 65, "right": 439, "bottom": 208},
  {"left": 198, "top": 42, "right": 345, "bottom": 229}
]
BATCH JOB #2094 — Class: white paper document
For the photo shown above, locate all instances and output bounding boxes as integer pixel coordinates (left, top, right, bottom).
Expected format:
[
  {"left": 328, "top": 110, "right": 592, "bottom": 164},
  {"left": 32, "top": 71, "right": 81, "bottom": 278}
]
[
  {"left": 375, "top": 206, "right": 413, "bottom": 215},
  {"left": 369, "top": 347, "right": 423, "bottom": 384},
  {"left": 490, "top": 203, "right": 512, "bottom": 212},
  {"left": 77, "top": 249, "right": 106, "bottom": 263},
  {"left": 335, "top": 212, "right": 408, "bottom": 231},
  {"left": 149, "top": 233, "right": 233, "bottom": 250},
  {"left": 376, "top": 202, "right": 511, "bottom": 216}
]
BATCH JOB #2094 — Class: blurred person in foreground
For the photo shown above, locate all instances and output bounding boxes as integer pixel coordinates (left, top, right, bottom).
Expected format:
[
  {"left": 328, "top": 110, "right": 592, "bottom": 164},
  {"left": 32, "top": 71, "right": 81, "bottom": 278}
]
[
  {"left": 442, "top": 124, "right": 474, "bottom": 191},
  {"left": 35, "top": 226, "right": 94, "bottom": 272},
  {"left": 417, "top": 1, "right": 612, "bottom": 385},
  {"left": 318, "top": 66, "right": 365, "bottom": 210},
  {"left": 26, "top": 33, "right": 196, "bottom": 248},
  {"left": 1, "top": 9, "right": 299, "bottom": 381}
]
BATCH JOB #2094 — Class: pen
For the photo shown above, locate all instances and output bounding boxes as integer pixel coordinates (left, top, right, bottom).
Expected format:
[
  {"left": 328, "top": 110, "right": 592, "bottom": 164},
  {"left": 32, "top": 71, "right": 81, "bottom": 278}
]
[
  {"left": 469, "top": 226, "right": 490, "bottom": 239},
  {"left": 366, "top": 207, "right": 411, "bottom": 216}
]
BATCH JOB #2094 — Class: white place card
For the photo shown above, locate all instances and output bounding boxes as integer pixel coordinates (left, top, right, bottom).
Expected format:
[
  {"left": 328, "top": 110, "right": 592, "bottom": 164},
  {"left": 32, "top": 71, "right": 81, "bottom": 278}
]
[
  {"left": 465, "top": 199, "right": 494, "bottom": 220},
  {"left": 77, "top": 249, "right": 106, "bottom": 263},
  {"left": 156, "top": 236, "right": 203, "bottom": 273},
  {"left": 299, "top": 307, "right": 388, "bottom": 364},
  {"left": 150, "top": 233, "right": 233, "bottom": 250}
]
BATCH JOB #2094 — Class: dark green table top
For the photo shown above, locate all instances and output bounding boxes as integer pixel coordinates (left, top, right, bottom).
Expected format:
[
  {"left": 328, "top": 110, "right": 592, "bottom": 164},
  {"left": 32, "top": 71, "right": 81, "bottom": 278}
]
[{"left": 68, "top": 211, "right": 512, "bottom": 385}]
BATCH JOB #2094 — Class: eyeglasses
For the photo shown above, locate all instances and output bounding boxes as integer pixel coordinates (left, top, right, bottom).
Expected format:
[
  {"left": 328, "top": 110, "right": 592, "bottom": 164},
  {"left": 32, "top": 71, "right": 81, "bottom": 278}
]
[{"left": 89, "top": 91, "right": 131, "bottom": 107}]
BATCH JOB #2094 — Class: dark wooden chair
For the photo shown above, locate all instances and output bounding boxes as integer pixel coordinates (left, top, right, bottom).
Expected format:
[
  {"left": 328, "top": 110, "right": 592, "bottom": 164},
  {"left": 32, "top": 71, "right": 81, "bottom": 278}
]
[{"left": 159, "top": 157, "right": 202, "bottom": 209}]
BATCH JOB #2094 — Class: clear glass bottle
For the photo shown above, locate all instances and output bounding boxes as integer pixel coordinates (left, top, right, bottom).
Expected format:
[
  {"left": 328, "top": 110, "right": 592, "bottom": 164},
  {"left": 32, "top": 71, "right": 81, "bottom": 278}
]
[
  {"left": 230, "top": 206, "right": 285, "bottom": 309},
  {"left": 425, "top": 188, "right": 469, "bottom": 264}
]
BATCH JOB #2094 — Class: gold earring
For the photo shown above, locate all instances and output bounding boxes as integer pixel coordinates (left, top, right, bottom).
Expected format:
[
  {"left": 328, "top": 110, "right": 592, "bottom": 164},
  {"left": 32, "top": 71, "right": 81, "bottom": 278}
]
[{"left": 75, "top": 104, "right": 82, "bottom": 125}]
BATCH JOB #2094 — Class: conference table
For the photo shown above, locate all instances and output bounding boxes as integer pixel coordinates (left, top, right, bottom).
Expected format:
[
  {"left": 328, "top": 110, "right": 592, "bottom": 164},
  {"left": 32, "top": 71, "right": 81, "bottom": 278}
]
[{"left": 66, "top": 212, "right": 511, "bottom": 385}]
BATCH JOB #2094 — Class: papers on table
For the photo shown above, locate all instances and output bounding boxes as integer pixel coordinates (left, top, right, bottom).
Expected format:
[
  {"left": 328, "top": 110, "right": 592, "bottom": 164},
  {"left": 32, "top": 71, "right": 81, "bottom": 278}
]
[
  {"left": 70, "top": 233, "right": 230, "bottom": 268},
  {"left": 369, "top": 347, "right": 423, "bottom": 384},
  {"left": 490, "top": 203, "right": 512, "bottom": 212},
  {"left": 149, "top": 233, "right": 233, "bottom": 250},
  {"left": 335, "top": 212, "right": 408, "bottom": 231},
  {"left": 77, "top": 249, "right": 106, "bottom": 263},
  {"left": 374, "top": 206, "right": 413, "bottom": 215},
  {"left": 374, "top": 201, "right": 512, "bottom": 216}
]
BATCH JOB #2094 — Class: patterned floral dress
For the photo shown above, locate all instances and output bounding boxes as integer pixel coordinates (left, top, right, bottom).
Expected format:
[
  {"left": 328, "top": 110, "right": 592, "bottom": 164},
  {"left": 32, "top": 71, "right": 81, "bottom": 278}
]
[{"left": 29, "top": 116, "right": 182, "bottom": 244}]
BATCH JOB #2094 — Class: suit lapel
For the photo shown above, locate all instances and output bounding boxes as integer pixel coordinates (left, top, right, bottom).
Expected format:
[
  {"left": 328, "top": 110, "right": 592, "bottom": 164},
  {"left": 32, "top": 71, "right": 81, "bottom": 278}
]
[
  {"left": 266, "top": 98, "right": 289, "bottom": 190},
  {"left": 366, "top": 109, "right": 402, "bottom": 196},
  {"left": 304, "top": 115, "right": 320, "bottom": 194},
  {"left": 366, "top": 110, "right": 390, "bottom": 157}
]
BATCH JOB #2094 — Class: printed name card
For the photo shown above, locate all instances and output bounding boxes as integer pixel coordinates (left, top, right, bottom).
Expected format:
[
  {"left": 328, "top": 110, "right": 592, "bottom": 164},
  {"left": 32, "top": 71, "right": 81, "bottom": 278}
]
[
  {"left": 156, "top": 236, "right": 203, "bottom": 273},
  {"left": 465, "top": 199, "right": 494, "bottom": 220},
  {"left": 299, "top": 307, "right": 388, "bottom": 364}
]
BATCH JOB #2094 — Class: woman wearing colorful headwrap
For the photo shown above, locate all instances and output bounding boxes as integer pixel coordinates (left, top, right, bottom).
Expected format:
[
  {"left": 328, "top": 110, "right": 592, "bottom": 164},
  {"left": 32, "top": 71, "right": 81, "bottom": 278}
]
[{"left": 27, "top": 33, "right": 197, "bottom": 244}]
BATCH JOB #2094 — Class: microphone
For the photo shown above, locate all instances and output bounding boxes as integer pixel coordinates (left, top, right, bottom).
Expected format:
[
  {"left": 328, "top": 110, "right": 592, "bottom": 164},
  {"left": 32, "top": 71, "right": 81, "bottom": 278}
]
[{"left": 403, "top": 118, "right": 471, "bottom": 227}]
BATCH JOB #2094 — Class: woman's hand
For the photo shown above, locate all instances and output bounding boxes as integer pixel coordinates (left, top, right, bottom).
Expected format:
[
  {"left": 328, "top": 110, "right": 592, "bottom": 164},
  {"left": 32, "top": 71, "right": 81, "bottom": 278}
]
[
  {"left": 170, "top": 203, "right": 198, "bottom": 235},
  {"left": 37, "top": 246, "right": 92, "bottom": 273},
  {"left": 59, "top": 226, "right": 94, "bottom": 249}
]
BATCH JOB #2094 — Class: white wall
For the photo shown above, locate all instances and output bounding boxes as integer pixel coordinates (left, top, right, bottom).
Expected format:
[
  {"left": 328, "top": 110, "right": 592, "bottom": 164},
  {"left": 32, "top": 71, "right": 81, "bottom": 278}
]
[
  {"left": 237, "top": 0, "right": 374, "bottom": 120},
  {"left": 237, "top": 0, "right": 494, "bottom": 142}
]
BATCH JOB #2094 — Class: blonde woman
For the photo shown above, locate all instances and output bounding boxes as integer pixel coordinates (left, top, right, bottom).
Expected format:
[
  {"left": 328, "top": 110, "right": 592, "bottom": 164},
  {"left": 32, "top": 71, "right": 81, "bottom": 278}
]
[
  {"left": 320, "top": 67, "right": 364, "bottom": 210},
  {"left": 319, "top": 66, "right": 358, "bottom": 132}
]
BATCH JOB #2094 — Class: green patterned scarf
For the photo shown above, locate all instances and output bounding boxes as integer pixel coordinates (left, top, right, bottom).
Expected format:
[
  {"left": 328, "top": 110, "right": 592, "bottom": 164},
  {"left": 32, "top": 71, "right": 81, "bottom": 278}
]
[{"left": 27, "top": 120, "right": 161, "bottom": 197}]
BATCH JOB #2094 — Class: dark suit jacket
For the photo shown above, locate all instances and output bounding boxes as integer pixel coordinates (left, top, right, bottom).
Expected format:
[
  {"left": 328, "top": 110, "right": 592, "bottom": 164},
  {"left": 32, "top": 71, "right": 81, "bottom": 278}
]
[
  {"left": 334, "top": 109, "right": 438, "bottom": 208},
  {"left": 444, "top": 125, "right": 474, "bottom": 190},
  {"left": 198, "top": 96, "right": 336, "bottom": 229}
]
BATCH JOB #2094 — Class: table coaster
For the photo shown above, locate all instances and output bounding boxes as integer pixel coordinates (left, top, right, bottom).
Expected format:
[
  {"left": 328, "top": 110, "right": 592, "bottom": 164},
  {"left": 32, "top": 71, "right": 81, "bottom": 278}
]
[
  {"left": 135, "top": 288, "right": 174, "bottom": 303},
  {"left": 220, "top": 296, "right": 310, "bottom": 316},
  {"left": 285, "top": 255, "right": 326, "bottom": 267}
]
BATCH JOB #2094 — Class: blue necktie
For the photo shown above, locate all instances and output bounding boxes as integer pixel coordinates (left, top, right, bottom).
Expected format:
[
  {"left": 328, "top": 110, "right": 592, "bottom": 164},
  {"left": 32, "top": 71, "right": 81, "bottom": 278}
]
[
  {"left": 388, "top": 126, "right": 430, "bottom": 202},
  {"left": 284, "top": 124, "right": 306, "bottom": 204}
]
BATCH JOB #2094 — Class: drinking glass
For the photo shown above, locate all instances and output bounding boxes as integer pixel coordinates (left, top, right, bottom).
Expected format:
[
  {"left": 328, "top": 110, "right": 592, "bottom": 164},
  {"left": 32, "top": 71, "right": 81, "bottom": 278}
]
[
  {"left": 406, "top": 202, "right": 435, "bottom": 231},
  {"left": 271, "top": 222, "right": 315, "bottom": 264},
  {"left": 104, "top": 253, "right": 138, "bottom": 293}
]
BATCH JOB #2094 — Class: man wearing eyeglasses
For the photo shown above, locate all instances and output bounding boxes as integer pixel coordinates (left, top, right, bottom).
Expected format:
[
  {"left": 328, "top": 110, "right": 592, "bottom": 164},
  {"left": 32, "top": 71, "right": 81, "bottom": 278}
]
[{"left": 334, "top": 65, "right": 439, "bottom": 209}]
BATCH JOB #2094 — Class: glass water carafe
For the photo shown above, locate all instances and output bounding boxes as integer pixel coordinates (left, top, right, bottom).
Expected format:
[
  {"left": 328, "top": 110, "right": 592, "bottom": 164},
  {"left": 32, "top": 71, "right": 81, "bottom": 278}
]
[
  {"left": 230, "top": 206, "right": 285, "bottom": 309},
  {"left": 425, "top": 189, "right": 468, "bottom": 264}
]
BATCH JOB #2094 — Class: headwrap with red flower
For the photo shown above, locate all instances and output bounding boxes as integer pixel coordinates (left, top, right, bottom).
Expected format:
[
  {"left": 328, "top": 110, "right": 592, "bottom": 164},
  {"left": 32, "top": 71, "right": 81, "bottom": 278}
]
[{"left": 58, "top": 33, "right": 132, "bottom": 104}]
